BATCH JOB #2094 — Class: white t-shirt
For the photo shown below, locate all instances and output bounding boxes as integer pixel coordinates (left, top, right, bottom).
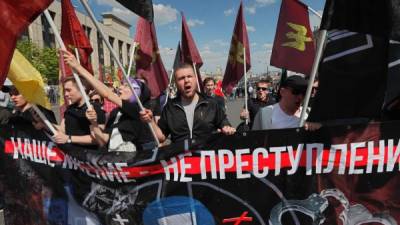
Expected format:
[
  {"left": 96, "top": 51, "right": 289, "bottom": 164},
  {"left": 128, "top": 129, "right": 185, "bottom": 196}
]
[
  {"left": 182, "top": 97, "right": 198, "bottom": 139},
  {"left": 252, "top": 103, "right": 306, "bottom": 130},
  {"left": 270, "top": 103, "right": 301, "bottom": 129}
]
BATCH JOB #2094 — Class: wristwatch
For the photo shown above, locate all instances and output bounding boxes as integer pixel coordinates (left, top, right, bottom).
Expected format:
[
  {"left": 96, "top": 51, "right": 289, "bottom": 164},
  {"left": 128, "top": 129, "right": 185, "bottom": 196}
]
[{"left": 67, "top": 135, "right": 72, "bottom": 144}]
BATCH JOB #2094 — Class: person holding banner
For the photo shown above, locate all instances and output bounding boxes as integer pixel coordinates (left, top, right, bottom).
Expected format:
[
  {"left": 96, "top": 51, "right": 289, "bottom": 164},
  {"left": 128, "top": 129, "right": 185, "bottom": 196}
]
[
  {"left": 140, "top": 63, "right": 236, "bottom": 143},
  {"left": 53, "top": 76, "right": 106, "bottom": 148},
  {"left": 252, "top": 75, "right": 321, "bottom": 131},
  {"left": 1, "top": 82, "right": 57, "bottom": 131},
  {"left": 62, "top": 49, "right": 156, "bottom": 152}
]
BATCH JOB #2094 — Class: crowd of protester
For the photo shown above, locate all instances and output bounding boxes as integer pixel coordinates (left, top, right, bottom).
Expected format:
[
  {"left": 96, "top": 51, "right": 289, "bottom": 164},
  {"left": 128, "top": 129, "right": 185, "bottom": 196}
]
[{"left": 0, "top": 49, "right": 327, "bottom": 154}]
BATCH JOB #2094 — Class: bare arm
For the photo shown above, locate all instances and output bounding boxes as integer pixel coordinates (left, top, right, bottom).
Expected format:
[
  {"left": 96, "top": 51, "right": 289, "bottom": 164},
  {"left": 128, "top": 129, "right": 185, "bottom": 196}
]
[
  {"left": 89, "top": 125, "right": 109, "bottom": 147},
  {"left": 61, "top": 49, "right": 123, "bottom": 107},
  {"left": 53, "top": 131, "right": 101, "bottom": 145},
  {"left": 86, "top": 107, "right": 109, "bottom": 147}
]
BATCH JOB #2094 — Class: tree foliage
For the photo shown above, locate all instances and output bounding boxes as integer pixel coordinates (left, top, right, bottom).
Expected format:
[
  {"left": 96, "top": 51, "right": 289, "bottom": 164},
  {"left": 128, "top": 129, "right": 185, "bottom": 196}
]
[{"left": 16, "top": 39, "right": 59, "bottom": 84}]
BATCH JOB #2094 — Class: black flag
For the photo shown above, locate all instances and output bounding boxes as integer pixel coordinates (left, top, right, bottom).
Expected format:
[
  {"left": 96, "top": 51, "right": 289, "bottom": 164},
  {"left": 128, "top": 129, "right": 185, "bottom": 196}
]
[
  {"left": 383, "top": 41, "right": 400, "bottom": 117},
  {"left": 320, "top": 0, "right": 400, "bottom": 41},
  {"left": 116, "top": 0, "right": 154, "bottom": 22},
  {"left": 308, "top": 31, "right": 388, "bottom": 122}
]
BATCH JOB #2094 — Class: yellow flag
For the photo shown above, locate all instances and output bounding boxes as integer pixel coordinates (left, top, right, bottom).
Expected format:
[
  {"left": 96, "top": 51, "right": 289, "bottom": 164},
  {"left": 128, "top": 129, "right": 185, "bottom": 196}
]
[{"left": 8, "top": 49, "right": 51, "bottom": 109}]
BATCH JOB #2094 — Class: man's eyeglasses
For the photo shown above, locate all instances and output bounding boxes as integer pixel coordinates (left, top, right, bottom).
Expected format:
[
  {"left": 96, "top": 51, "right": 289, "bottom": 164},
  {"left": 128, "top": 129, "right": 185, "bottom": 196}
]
[{"left": 256, "top": 87, "right": 268, "bottom": 91}]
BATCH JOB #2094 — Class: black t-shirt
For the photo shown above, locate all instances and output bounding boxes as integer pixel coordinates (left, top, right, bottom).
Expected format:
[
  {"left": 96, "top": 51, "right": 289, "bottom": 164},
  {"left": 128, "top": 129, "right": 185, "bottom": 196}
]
[
  {"left": 8, "top": 109, "right": 33, "bottom": 126},
  {"left": 64, "top": 102, "right": 106, "bottom": 136},
  {"left": 105, "top": 100, "right": 154, "bottom": 151},
  {"left": 8, "top": 105, "right": 57, "bottom": 127}
]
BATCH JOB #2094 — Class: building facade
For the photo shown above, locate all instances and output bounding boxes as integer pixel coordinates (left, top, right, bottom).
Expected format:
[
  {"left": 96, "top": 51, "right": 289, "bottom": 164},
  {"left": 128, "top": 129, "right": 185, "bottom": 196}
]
[{"left": 24, "top": 0, "right": 134, "bottom": 77}]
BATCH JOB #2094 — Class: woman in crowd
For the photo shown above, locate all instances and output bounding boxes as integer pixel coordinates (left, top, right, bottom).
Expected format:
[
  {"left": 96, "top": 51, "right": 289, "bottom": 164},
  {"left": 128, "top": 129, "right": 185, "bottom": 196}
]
[{"left": 61, "top": 49, "right": 155, "bottom": 152}]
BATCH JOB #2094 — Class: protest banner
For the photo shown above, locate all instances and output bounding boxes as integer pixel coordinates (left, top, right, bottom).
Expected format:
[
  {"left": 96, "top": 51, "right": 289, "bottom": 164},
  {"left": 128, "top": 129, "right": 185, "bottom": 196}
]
[{"left": 1, "top": 120, "right": 400, "bottom": 224}]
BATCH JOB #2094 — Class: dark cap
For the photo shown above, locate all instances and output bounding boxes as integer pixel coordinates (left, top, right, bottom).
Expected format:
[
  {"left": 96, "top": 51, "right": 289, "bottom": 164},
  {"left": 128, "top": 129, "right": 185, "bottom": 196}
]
[{"left": 281, "top": 75, "right": 308, "bottom": 94}]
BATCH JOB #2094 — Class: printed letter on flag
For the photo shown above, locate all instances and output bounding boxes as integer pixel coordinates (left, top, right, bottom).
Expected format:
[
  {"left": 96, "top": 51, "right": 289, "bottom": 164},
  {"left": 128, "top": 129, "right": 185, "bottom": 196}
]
[{"left": 270, "top": 0, "right": 315, "bottom": 75}]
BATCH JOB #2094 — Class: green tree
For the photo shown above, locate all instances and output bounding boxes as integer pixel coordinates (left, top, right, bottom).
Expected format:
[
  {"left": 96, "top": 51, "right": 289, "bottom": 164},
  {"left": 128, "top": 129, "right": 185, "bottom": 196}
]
[{"left": 16, "top": 39, "right": 59, "bottom": 84}]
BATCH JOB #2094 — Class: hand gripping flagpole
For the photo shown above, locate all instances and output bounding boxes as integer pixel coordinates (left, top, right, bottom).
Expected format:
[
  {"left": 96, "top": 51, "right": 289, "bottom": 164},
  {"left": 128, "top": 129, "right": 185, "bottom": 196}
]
[
  {"left": 31, "top": 104, "right": 57, "bottom": 135},
  {"left": 79, "top": 0, "right": 160, "bottom": 146},
  {"left": 243, "top": 46, "right": 249, "bottom": 125},
  {"left": 299, "top": 30, "right": 327, "bottom": 127},
  {"left": 43, "top": 10, "right": 91, "bottom": 109}
]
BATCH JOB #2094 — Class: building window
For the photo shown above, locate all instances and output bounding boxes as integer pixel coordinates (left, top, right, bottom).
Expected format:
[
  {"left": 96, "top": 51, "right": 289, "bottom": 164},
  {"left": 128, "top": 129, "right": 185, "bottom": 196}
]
[
  {"left": 127, "top": 43, "right": 131, "bottom": 64},
  {"left": 109, "top": 36, "right": 115, "bottom": 68},
  {"left": 118, "top": 40, "right": 123, "bottom": 64},
  {"left": 20, "top": 28, "right": 30, "bottom": 41},
  {"left": 97, "top": 31, "right": 104, "bottom": 67},
  {"left": 82, "top": 25, "right": 92, "bottom": 39},
  {"left": 41, "top": 11, "right": 56, "bottom": 48}
]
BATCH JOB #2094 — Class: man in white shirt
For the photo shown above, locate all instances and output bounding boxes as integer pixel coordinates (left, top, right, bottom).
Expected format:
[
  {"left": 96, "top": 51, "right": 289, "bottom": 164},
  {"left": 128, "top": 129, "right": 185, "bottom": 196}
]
[{"left": 252, "top": 75, "right": 310, "bottom": 130}]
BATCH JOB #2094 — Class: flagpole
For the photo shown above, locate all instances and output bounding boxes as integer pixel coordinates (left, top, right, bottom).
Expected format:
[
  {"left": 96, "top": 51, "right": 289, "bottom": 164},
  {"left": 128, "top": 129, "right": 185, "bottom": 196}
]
[
  {"left": 127, "top": 42, "right": 138, "bottom": 77},
  {"left": 31, "top": 104, "right": 57, "bottom": 135},
  {"left": 43, "top": 10, "right": 91, "bottom": 109},
  {"left": 307, "top": 6, "right": 322, "bottom": 19},
  {"left": 299, "top": 30, "right": 327, "bottom": 127},
  {"left": 78, "top": 0, "right": 160, "bottom": 146},
  {"left": 74, "top": 48, "right": 92, "bottom": 107},
  {"left": 243, "top": 46, "right": 249, "bottom": 125},
  {"left": 192, "top": 62, "right": 201, "bottom": 92},
  {"left": 164, "top": 69, "right": 174, "bottom": 106}
]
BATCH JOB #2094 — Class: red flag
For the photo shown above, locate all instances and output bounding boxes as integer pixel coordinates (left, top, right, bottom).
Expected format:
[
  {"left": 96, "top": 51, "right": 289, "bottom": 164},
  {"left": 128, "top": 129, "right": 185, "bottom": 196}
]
[
  {"left": 134, "top": 18, "right": 153, "bottom": 69},
  {"left": 61, "top": 0, "right": 93, "bottom": 76},
  {"left": 270, "top": 0, "right": 315, "bottom": 75},
  {"left": 181, "top": 12, "right": 203, "bottom": 67},
  {"left": 135, "top": 18, "right": 168, "bottom": 98},
  {"left": 222, "top": 2, "right": 251, "bottom": 95},
  {"left": 181, "top": 12, "right": 203, "bottom": 90},
  {"left": 0, "top": 0, "right": 53, "bottom": 88},
  {"left": 214, "top": 80, "right": 225, "bottom": 97}
]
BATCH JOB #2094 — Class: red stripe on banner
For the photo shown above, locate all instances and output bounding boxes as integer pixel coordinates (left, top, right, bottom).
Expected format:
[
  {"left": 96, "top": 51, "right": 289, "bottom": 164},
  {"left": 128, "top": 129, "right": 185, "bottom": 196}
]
[
  {"left": 4, "top": 138, "right": 400, "bottom": 179},
  {"left": 4, "top": 140, "right": 65, "bottom": 162}
]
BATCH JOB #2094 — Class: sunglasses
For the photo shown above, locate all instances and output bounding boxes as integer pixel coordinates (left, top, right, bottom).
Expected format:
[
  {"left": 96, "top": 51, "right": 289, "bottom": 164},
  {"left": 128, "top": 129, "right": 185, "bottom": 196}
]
[
  {"left": 256, "top": 87, "right": 268, "bottom": 91},
  {"left": 290, "top": 88, "right": 305, "bottom": 96}
]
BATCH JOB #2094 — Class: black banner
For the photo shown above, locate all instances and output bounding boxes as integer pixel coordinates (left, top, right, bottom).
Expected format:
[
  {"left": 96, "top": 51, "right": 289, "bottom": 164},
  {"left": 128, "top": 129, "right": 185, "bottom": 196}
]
[{"left": 1, "top": 121, "right": 400, "bottom": 224}]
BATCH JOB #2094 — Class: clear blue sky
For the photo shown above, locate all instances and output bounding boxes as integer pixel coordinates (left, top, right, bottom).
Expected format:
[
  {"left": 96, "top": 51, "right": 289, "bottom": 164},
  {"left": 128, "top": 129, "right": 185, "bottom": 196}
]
[{"left": 73, "top": 0, "right": 326, "bottom": 74}]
